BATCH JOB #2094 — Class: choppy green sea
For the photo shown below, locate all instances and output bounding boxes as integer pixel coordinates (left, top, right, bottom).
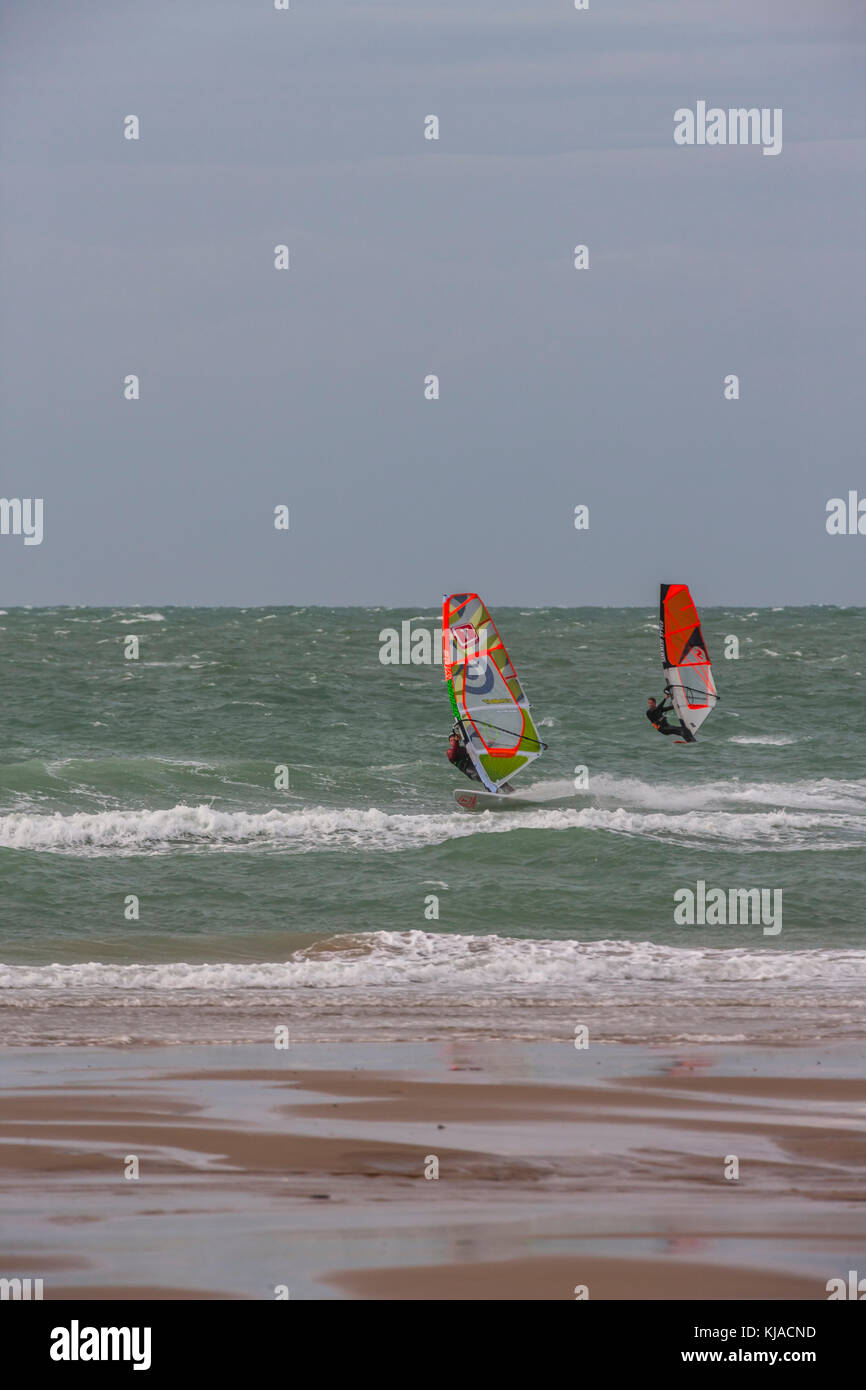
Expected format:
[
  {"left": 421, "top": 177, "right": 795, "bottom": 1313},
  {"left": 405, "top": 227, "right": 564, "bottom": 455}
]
[{"left": 0, "top": 606, "right": 863, "bottom": 1045}]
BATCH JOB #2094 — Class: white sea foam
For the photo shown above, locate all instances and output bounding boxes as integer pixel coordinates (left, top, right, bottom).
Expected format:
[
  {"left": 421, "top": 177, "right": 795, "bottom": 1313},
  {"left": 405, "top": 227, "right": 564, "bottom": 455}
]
[
  {"left": 729, "top": 735, "right": 799, "bottom": 746},
  {"left": 0, "top": 791, "right": 862, "bottom": 855},
  {"left": 0, "top": 933, "right": 862, "bottom": 993},
  {"left": 588, "top": 772, "right": 866, "bottom": 813}
]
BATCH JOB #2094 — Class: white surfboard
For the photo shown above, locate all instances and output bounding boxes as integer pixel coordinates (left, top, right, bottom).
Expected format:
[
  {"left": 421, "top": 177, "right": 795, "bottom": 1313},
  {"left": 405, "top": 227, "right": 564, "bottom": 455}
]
[{"left": 452, "top": 787, "right": 536, "bottom": 813}]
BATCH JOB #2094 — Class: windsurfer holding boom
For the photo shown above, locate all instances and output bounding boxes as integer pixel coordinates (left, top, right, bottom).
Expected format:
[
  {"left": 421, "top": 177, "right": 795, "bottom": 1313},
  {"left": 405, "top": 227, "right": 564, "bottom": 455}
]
[
  {"left": 447, "top": 725, "right": 480, "bottom": 781},
  {"left": 647, "top": 692, "right": 695, "bottom": 741}
]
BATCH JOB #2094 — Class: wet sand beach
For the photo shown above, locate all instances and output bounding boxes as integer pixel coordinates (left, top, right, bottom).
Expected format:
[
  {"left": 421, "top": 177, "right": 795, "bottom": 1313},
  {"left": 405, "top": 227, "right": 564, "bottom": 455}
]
[{"left": 1, "top": 1043, "right": 863, "bottom": 1299}]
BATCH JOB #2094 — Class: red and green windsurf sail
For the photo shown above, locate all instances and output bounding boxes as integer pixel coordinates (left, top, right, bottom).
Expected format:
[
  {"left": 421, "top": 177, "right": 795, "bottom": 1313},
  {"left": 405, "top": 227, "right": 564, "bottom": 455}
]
[
  {"left": 659, "top": 583, "right": 718, "bottom": 738},
  {"left": 442, "top": 593, "right": 545, "bottom": 792}
]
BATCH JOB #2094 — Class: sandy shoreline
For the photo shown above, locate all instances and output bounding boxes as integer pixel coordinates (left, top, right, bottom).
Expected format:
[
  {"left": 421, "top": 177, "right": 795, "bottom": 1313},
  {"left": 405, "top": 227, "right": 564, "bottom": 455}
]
[
  {"left": 1, "top": 1043, "right": 863, "bottom": 1299},
  {"left": 328, "top": 1255, "right": 823, "bottom": 1301}
]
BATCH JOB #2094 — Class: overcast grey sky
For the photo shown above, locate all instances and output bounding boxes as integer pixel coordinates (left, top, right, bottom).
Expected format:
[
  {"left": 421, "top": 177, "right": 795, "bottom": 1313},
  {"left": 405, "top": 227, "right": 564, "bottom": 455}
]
[{"left": 1, "top": 0, "right": 863, "bottom": 606}]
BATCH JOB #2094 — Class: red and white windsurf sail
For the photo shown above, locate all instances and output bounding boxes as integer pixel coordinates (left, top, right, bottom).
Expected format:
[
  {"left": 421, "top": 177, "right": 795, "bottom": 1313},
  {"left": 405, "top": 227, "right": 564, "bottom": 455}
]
[{"left": 658, "top": 583, "right": 718, "bottom": 738}]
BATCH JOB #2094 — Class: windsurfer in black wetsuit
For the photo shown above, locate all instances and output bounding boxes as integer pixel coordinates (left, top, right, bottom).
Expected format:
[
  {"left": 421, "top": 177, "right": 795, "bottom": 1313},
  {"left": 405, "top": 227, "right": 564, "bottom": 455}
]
[
  {"left": 447, "top": 726, "right": 480, "bottom": 781},
  {"left": 647, "top": 692, "right": 694, "bottom": 741}
]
